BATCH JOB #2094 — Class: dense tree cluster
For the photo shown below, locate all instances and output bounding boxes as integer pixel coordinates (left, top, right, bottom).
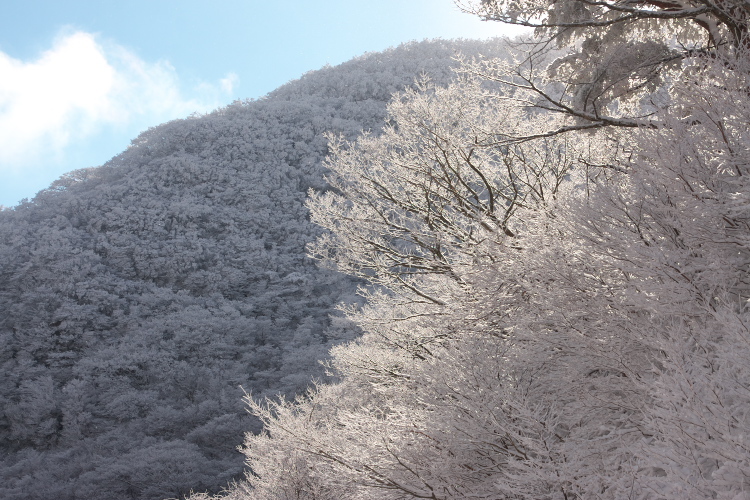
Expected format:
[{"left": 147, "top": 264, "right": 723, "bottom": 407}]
[
  {"left": 0, "top": 39, "right": 512, "bottom": 500},
  {"left": 193, "top": 1, "right": 750, "bottom": 499}
]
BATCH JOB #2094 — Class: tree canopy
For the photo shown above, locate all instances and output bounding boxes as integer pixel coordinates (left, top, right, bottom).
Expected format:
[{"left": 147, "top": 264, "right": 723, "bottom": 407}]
[{"left": 197, "top": 2, "right": 750, "bottom": 500}]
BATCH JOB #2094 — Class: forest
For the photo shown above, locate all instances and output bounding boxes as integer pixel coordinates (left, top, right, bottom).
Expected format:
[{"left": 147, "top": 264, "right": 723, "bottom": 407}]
[
  {"left": 3, "top": 0, "right": 750, "bottom": 498},
  {"left": 0, "top": 38, "right": 510, "bottom": 500},
  {"left": 194, "top": 0, "right": 750, "bottom": 499}
]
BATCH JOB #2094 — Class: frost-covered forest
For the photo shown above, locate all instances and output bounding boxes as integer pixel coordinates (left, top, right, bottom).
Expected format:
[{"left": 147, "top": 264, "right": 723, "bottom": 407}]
[
  {"left": 5, "top": 0, "right": 750, "bottom": 498},
  {"left": 0, "top": 39, "right": 513, "bottom": 500},
  {"left": 193, "top": 0, "right": 750, "bottom": 499}
]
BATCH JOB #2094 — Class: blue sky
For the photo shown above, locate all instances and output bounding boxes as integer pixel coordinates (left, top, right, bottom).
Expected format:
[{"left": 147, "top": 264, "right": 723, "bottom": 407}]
[{"left": 0, "top": 1, "right": 526, "bottom": 207}]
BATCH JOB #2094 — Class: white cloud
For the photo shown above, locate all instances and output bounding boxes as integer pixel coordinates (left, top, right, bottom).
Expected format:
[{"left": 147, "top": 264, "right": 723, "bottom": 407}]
[
  {"left": 220, "top": 73, "right": 239, "bottom": 94},
  {"left": 0, "top": 31, "right": 238, "bottom": 170}
]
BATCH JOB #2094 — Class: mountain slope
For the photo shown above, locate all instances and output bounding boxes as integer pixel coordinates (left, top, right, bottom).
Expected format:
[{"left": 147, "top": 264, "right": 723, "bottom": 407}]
[{"left": 0, "top": 38, "right": 511, "bottom": 500}]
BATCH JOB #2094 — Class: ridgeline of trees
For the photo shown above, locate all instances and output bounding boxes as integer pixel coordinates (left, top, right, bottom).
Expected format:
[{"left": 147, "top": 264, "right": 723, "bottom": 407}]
[{"left": 0, "top": 39, "right": 512, "bottom": 500}]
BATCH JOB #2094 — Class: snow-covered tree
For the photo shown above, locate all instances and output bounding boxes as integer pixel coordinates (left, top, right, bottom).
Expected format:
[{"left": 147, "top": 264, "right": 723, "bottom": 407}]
[
  {"left": 211, "top": 3, "right": 750, "bottom": 500},
  {"left": 308, "top": 74, "right": 577, "bottom": 306},
  {"left": 456, "top": 0, "right": 749, "bottom": 138}
]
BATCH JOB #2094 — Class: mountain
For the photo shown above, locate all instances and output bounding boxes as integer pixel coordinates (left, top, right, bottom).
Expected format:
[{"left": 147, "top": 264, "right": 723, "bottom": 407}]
[{"left": 0, "top": 39, "right": 512, "bottom": 500}]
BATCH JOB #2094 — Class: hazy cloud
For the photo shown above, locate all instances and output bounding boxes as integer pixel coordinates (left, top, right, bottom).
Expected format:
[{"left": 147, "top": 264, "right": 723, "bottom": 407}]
[
  {"left": 0, "top": 31, "right": 237, "bottom": 170},
  {"left": 220, "top": 73, "right": 240, "bottom": 94}
]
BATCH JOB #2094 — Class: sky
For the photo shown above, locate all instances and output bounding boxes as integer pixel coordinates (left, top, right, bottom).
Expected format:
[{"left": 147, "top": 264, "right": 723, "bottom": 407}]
[{"left": 0, "top": 1, "right": 527, "bottom": 207}]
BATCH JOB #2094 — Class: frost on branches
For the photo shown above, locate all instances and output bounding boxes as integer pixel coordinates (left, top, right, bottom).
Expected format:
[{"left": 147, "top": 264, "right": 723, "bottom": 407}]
[{"left": 201, "top": 3, "right": 750, "bottom": 500}]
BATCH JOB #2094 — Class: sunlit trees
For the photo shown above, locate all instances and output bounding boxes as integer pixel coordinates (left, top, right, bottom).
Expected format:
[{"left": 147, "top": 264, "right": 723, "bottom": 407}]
[
  {"left": 459, "top": 0, "right": 749, "bottom": 49},
  {"left": 237, "top": 74, "right": 638, "bottom": 499},
  {"left": 457, "top": 0, "right": 749, "bottom": 129},
  {"left": 308, "top": 75, "right": 579, "bottom": 307},
  {"left": 620, "top": 55, "right": 750, "bottom": 497},
  {"left": 213, "top": 2, "right": 750, "bottom": 499}
]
